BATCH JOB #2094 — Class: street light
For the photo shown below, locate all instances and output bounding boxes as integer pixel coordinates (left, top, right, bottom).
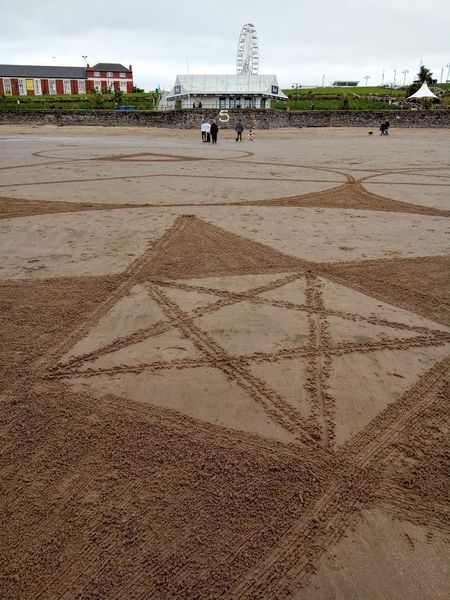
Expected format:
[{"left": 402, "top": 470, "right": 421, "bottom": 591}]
[
  {"left": 402, "top": 69, "right": 409, "bottom": 86},
  {"left": 447, "top": 63, "right": 450, "bottom": 83},
  {"left": 291, "top": 82, "right": 301, "bottom": 94},
  {"left": 393, "top": 69, "right": 397, "bottom": 87},
  {"left": 82, "top": 55, "right": 87, "bottom": 67},
  {"left": 322, "top": 74, "right": 325, "bottom": 87},
  {"left": 364, "top": 74, "right": 370, "bottom": 86},
  {"left": 381, "top": 70, "right": 385, "bottom": 86}
]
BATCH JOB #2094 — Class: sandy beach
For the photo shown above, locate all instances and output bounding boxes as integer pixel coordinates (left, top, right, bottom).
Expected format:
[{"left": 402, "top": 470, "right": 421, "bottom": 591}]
[{"left": 1, "top": 124, "right": 449, "bottom": 599}]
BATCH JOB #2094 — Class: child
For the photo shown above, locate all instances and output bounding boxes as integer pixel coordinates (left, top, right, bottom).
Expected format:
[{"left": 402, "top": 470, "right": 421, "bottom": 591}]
[{"left": 248, "top": 129, "right": 254, "bottom": 141}]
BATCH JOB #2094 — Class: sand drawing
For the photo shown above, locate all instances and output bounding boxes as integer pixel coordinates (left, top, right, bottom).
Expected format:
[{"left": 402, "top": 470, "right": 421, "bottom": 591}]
[{"left": 0, "top": 127, "right": 449, "bottom": 599}]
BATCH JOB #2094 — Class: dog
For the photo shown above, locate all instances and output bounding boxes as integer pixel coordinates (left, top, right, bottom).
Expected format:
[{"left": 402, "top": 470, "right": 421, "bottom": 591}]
[{"left": 368, "top": 131, "right": 373, "bottom": 135}]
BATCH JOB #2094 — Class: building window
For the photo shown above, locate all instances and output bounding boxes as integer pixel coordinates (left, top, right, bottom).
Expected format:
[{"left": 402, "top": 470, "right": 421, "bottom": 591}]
[
  {"left": 63, "top": 80, "right": 71, "bottom": 94},
  {"left": 244, "top": 97, "right": 252, "bottom": 108},
  {"left": 18, "top": 79, "right": 26, "bottom": 95},
  {"left": 120, "top": 80, "right": 127, "bottom": 92},
  {"left": 107, "top": 71, "right": 113, "bottom": 77},
  {"left": 3, "top": 78, "right": 12, "bottom": 95},
  {"left": 78, "top": 79, "right": 86, "bottom": 94},
  {"left": 219, "top": 97, "right": 226, "bottom": 109},
  {"left": 94, "top": 80, "right": 102, "bottom": 92},
  {"left": 94, "top": 71, "right": 100, "bottom": 77},
  {"left": 229, "top": 97, "right": 236, "bottom": 108},
  {"left": 120, "top": 72, "right": 126, "bottom": 78},
  {"left": 33, "top": 79, "right": 42, "bottom": 95},
  {"left": 48, "top": 80, "right": 57, "bottom": 95}
]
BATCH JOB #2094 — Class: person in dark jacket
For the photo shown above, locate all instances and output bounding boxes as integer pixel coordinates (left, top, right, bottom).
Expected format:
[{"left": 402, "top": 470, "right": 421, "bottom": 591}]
[
  {"left": 380, "top": 120, "right": 391, "bottom": 135},
  {"left": 210, "top": 120, "right": 219, "bottom": 144},
  {"left": 235, "top": 119, "right": 244, "bottom": 142}
]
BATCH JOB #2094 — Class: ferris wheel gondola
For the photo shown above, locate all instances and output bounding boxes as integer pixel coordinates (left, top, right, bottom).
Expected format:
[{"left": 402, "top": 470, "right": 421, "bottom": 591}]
[{"left": 236, "top": 23, "right": 259, "bottom": 75}]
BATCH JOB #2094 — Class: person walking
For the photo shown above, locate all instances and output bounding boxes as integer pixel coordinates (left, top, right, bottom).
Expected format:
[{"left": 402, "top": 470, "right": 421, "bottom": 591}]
[
  {"left": 235, "top": 118, "right": 244, "bottom": 142},
  {"left": 210, "top": 120, "right": 219, "bottom": 144},
  {"left": 379, "top": 120, "right": 390, "bottom": 135}
]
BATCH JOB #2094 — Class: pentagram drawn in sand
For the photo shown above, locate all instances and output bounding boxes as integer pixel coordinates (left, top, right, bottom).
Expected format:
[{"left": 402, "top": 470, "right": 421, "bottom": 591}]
[{"left": 48, "top": 216, "right": 450, "bottom": 448}]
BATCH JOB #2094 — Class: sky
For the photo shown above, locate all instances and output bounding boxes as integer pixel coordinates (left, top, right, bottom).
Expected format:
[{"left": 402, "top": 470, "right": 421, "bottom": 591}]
[{"left": 1, "top": 0, "right": 449, "bottom": 91}]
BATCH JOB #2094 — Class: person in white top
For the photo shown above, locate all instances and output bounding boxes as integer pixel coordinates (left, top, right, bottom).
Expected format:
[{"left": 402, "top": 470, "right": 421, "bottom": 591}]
[
  {"left": 204, "top": 120, "right": 211, "bottom": 143},
  {"left": 200, "top": 119, "right": 207, "bottom": 142}
]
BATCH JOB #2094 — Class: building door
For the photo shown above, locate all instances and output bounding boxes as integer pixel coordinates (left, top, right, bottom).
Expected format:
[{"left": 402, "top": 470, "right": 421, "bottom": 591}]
[{"left": 260, "top": 98, "right": 266, "bottom": 109}]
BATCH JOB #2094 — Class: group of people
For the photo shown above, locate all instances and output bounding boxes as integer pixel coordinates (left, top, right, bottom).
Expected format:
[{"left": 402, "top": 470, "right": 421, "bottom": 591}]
[
  {"left": 379, "top": 120, "right": 390, "bottom": 135},
  {"left": 200, "top": 118, "right": 254, "bottom": 144},
  {"left": 200, "top": 119, "right": 219, "bottom": 144}
]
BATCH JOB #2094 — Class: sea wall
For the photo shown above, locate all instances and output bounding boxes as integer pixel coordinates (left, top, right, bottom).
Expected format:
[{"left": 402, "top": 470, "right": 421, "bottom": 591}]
[{"left": 0, "top": 109, "right": 449, "bottom": 129}]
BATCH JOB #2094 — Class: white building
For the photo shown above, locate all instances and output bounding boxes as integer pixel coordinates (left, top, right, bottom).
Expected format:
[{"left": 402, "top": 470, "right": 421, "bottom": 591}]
[{"left": 165, "top": 74, "right": 288, "bottom": 109}]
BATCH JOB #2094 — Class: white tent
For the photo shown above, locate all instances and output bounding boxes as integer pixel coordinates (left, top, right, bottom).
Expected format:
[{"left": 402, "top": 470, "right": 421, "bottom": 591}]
[{"left": 407, "top": 81, "right": 439, "bottom": 99}]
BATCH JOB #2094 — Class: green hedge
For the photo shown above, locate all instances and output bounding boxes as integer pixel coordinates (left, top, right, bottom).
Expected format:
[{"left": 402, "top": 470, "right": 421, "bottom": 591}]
[{"left": 0, "top": 92, "right": 159, "bottom": 110}]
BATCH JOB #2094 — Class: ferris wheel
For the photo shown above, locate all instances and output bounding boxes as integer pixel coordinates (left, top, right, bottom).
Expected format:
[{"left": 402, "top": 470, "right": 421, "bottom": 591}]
[{"left": 236, "top": 23, "right": 259, "bottom": 75}]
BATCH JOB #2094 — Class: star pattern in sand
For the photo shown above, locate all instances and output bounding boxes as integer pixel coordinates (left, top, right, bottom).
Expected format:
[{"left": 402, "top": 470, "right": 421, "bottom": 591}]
[{"left": 51, "top": 266, "right": 450, "bottom": 449}]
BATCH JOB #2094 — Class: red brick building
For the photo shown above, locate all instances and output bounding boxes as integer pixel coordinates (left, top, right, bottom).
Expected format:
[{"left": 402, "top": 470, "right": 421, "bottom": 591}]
[
  {"left": 86, "top": 63, "right": 133, "bottom": 93},
  {"left": 0, "top": 62, "right": 133, "bottom": 96}
]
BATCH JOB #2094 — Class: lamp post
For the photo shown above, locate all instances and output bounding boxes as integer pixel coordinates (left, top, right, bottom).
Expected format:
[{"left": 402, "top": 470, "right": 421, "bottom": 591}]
[
  {"left": 447, "top": 63, "right": 450, "bottom": 83},
  {"left": 364, "top": 74, "right": 370, "bottom": 86},
  {"left": 381, "top": 70, "right": 385, "bottom": 86},
  {"left": 322, "top": 74, "right": 325, "bottom": 87},
  {"left": 393, "top": 69, "right": 397, "bottom": 87},
  {"left": 82, "top": 55, "right": 87, "bottom": 68},
  {"left": 402, "top": 69, "right": 409, "bottom": 86}
]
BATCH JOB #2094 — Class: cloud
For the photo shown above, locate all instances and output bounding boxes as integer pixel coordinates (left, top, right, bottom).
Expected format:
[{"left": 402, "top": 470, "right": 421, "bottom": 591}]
[{"left": 1, "top": 0, "right": 449, "bottom": 90}]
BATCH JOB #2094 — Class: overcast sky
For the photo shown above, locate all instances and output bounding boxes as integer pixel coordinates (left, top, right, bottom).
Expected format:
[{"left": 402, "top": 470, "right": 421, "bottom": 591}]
[{"left": 1, "top": 0, "right": 449, "bottom": 90}]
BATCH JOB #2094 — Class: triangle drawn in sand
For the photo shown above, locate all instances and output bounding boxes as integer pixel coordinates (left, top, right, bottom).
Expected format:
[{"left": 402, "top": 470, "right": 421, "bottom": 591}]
[
  {"left": 75, "top": 327, "right": 201, "bottom": 372},
  {"left": 62, "top": 284, "right": 168, "bottom": 363},
  {"left": 138, "top": 216, "right": 308, "bottom": 280},
  {"left": 165, "top": 272, "right": 298, "bottom": 297},
  {"left": 252, "top": 182, "right": 450, "bottom": 217}
]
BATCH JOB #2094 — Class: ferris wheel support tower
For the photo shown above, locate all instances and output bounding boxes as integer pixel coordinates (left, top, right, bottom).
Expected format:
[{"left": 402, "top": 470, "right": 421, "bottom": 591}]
[{"left": 236, "top": 23, "right": 259, "bottom": 75}]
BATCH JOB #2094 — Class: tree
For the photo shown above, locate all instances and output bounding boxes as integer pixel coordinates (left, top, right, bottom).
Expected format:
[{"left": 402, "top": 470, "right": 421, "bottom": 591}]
[
  {"left": 417, "top": 66, "right": 433, "bottom": 84},
  {"left": 406, "top": 65, "right": 433, "bottom": 96},
  {"left": 114, "top": 89, "right": 123, "bottom": 105},
  {"left": 132, "top": 86, "right": 145, "bottom": 93}
]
